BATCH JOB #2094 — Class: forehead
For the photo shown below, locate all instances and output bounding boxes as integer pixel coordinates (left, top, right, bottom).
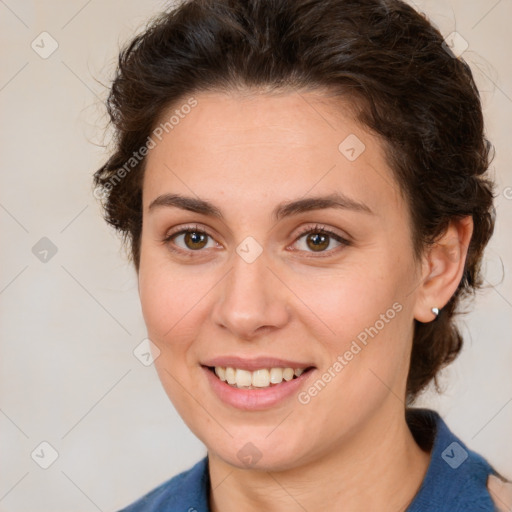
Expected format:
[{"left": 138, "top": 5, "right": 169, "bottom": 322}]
[{"left": 142, "top": 90, "right": 403, "bottom": 217}]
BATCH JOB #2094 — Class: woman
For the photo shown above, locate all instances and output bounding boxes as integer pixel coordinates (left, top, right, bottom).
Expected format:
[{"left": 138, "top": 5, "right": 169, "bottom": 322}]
[{"left": 94, "top": 0, "right": 511, "bottom": 510}]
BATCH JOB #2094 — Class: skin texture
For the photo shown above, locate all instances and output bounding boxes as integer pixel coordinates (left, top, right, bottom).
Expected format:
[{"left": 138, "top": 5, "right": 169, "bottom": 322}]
[
  {"left": 137, "top": 90, "right": 473, "bottom": 511},
  {"left": 488, "top": 474, "right": 512, "bottom": 511}
]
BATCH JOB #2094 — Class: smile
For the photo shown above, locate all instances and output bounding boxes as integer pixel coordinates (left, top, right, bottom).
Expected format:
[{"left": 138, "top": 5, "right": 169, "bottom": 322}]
[
  {"left": 202, "top": 364, "right": 317, "bottom": 411},
  {"left": 209, "top": 366, "right": 315, "bottom": 389}
]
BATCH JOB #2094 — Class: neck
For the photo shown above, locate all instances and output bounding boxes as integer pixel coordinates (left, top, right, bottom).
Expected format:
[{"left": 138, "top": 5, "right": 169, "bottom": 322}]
[{"left": 208, "top": 405, "right": 431, "bottom": 512}]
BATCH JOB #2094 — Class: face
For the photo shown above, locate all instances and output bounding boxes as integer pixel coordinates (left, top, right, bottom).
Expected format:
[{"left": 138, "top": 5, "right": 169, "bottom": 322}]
[{"left": 138, "top": 89, "right": 423, "bottom": 471}]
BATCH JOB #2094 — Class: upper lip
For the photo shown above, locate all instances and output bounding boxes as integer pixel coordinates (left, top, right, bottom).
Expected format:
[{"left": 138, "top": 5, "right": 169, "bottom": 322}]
[{"left": 201, "top": 356, "right": 315, "bottom": 372}]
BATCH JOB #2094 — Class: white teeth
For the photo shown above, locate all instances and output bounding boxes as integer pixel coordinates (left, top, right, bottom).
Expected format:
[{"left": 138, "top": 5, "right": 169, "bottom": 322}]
[
  {"left": 252, "top": 369, "right": 270, "bottom": 387},
  {"left": 212, "top": 366, "right": 310, "bottom": 388},
  {"left": 225, "top": 367, "right": 236, "bottom": 385},
  {"left": 236, "top": 369, "right": 252, "bottom": 388},
  {"left": 282, "top": 368, "right": 294, "bottom": 381},
  {"left": 214, "top": 367, "right": 226, "bottom": 381},
  {"left": 269, "top": 367, "right": 283, "bottom": 384}
]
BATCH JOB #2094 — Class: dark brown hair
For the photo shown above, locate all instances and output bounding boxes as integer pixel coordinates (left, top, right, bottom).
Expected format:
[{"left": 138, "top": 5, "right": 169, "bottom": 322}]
[{"left": 93, "top": 0, "right": 495, "bottom": 402}]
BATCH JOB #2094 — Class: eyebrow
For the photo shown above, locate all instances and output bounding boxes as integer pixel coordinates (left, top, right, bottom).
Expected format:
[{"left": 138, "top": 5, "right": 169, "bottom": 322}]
[{"left": 148, "top": 191, "right": 374, "bottom": 220}]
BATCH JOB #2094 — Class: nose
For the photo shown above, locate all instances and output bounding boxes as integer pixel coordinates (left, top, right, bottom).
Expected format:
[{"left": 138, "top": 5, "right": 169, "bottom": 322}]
[{"left": 211, "top": 247, "right": 290, "bottom": 340}]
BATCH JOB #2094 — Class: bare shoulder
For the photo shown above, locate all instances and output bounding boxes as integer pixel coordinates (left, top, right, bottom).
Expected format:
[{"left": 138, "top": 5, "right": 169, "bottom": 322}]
[{"left": 488, "top": 474, "right": 512, "bottom": 512}]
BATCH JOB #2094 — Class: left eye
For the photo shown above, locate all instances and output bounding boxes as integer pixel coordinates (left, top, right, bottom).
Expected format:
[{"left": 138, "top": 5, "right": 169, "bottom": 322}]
[{"left": 292, "top": 227, "right": 348, "bottom": 254}]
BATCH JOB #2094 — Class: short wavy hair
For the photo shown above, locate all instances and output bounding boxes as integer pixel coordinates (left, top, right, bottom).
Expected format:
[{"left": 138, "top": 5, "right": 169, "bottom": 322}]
[{"left": 93, "top": 0, "right": 495, "bottom": 403}]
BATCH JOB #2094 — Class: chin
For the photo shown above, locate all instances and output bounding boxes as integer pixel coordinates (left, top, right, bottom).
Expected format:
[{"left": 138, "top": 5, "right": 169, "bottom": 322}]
[{"left": 206, "top": 432, "right": 309, "bottom": 472}]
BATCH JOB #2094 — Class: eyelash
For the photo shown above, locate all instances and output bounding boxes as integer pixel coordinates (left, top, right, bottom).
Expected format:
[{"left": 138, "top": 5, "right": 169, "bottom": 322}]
[{"left": 161, "top": 223, "right": 351, "bottom": 258}]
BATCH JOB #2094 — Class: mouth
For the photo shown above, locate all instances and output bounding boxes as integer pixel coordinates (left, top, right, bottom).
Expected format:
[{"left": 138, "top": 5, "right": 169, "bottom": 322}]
[{"left": 203, "top": 365, "right": 316, "bottom": 390}]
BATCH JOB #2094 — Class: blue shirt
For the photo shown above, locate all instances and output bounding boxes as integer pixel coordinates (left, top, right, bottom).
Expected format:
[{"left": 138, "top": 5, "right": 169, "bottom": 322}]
[{"left": 118, "top": 408, "right": 498, "bottom": 511}]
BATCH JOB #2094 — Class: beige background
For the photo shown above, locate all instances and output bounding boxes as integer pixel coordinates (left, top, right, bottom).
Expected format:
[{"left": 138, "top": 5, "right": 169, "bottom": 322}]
[{"left": 0, "top": 1, "right": 511, "bottom": 510}]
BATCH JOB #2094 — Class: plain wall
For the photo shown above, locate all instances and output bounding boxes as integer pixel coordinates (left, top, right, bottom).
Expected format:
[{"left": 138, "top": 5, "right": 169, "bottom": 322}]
[{"left": 0, "top": 1, "right": 511, "bottom": 510}]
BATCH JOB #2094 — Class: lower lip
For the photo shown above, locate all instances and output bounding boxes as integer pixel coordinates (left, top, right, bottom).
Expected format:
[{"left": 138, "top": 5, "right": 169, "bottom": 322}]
[{"left": 202, "top": 366, "right": 316, "bottom": 411}]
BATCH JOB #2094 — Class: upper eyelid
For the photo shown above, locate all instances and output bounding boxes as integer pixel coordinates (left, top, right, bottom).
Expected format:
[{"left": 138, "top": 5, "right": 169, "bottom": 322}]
[
  {"left": 164, "top": 223, "right": 345, "bottom": 240},
  {"left": 294, "top": 223, "right": 346, "bottom": 238}
]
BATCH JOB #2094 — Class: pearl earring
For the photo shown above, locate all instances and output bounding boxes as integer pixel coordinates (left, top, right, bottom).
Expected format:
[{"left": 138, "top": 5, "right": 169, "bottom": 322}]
[{"left": 431, "top": 307, "right": 440, "bottom": 319}]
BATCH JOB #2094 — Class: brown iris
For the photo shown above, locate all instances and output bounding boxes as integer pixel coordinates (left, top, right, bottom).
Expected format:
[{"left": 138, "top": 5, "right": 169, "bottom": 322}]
[
  {"left": 306, "top": 232, "right": 329, "bottom": 252},
  {"left": 184, "top": 231, "right": 208, "bottom": 250}
]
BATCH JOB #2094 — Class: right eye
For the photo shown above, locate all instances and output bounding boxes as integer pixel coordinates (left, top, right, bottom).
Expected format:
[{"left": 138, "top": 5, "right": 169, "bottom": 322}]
[{"left": 162, "top": 225, "right": 220, "bottom": 255}]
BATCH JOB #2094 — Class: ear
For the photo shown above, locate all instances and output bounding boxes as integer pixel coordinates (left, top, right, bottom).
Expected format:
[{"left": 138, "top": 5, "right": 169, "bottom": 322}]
[{"left": 414, "top": 216, "right": 474, "bottom": 323}]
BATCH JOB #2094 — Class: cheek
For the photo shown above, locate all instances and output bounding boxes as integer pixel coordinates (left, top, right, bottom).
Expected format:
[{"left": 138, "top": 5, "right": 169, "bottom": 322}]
[
  {"left": 293, "top": 259, "right": 400, "bottom": 334},
  {"left": 138, "top": 244, "right": 181, "bottom": 341},
  {"left": 291, "top": 251, "right": 414, "bottom": 381},
  {"left": 138, "top": 257, "right": 201, "bottom": 406},
  {"left": 138, "top": 263, "right": 168, "bottom": 338},
  {"left": 138, "top": 247, "right": 216, "bottom": 345}
]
